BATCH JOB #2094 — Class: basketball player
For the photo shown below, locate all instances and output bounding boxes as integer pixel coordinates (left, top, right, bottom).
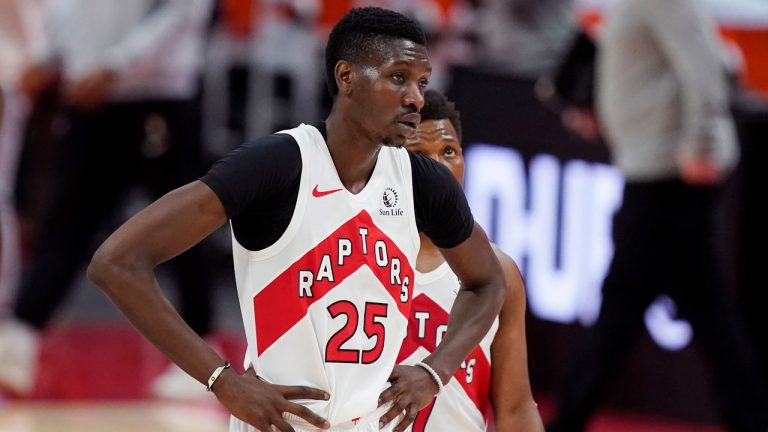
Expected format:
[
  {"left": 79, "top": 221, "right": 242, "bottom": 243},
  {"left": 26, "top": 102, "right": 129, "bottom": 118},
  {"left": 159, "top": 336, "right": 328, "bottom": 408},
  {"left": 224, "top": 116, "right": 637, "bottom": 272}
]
[
  {"left": 398, "top": 90, "right": 544, "bottom": 432},
  {"left": 87, "top": 7, "right": 506, "bottom": 432}
]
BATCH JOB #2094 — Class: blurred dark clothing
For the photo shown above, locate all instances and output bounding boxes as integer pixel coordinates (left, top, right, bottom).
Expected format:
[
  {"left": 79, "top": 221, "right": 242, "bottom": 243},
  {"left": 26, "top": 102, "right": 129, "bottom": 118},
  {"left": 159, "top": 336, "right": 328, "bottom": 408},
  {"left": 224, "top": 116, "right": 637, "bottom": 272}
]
[
  {"left": 731, "top": 99, "right": 768, "bottom": 394},
  {"left": 549, "top": 179, "right": 767, "bottom": 432},
  {"left": 551, "top": 30, "right": 595, "bottom": 110},
  {"left": 15, "top": 98, "right": 213, "bottom": 335}
]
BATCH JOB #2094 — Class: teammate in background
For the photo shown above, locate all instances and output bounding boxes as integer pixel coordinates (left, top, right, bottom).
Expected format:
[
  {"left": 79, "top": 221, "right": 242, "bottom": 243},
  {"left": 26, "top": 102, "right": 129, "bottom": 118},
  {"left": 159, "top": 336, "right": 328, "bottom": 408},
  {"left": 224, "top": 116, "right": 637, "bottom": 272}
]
[
  {"left": 398, "top": 90, "right": 544, "bottom": 432},
  {"left": 87, "top": 7, "right": 506, "bottom": 432}
]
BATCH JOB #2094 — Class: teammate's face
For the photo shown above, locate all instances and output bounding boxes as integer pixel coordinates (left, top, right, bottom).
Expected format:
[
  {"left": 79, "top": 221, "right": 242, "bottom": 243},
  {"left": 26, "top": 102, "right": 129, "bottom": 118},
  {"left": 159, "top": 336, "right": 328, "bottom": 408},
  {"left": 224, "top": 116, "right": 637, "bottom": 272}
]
[
  {"left": 405, "top": 118, "right": 464, "bottom": 185},
  {"left": 350, "top": 39, "right": 431, "bottom": 148}
]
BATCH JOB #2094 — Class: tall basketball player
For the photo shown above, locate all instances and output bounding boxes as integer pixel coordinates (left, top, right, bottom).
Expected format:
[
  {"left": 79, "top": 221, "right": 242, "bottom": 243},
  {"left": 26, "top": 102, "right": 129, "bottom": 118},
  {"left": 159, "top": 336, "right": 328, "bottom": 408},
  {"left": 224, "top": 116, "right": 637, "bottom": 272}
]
[
  {"left": 88, "top": 7, "right": 506, "bottom": 432},
  {"left": 398, "top": 90, "right": 544, "bottom": 432}
]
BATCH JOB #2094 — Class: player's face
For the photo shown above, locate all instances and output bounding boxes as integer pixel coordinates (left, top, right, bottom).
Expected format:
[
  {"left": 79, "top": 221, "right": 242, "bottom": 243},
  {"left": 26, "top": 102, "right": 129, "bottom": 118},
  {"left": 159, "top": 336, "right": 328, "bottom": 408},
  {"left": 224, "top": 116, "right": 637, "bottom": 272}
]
[
  {"left": 405, "top": 118, "right": 464, "bottom": 185},
  {"left": 351, "top": 39, "right": 431, "bottom": 147}
]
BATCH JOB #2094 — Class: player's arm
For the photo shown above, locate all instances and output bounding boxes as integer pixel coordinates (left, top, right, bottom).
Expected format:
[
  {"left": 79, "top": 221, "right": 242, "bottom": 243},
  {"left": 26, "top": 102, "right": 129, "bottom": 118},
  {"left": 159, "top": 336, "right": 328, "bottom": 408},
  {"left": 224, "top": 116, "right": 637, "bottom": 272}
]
[
  {"left": 87, "top": 180, "right": 330, "bottom": 431},
  {"left": 88, "top": 180, "right": 227, "bottom": 387},
  {"left": 429, "top": 224, "right": 505, "bottom": 382},
  {"left": 379, "top": 155, "right": 506, "bottom": 431},
  {"left": 489, "top": 247, "right": 544, "bottom": 431}
]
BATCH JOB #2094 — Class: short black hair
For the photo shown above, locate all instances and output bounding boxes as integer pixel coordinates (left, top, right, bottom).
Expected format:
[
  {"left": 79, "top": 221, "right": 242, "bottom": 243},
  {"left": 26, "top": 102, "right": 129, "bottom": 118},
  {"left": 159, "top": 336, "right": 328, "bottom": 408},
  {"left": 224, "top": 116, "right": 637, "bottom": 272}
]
[
  {"left": 325, "top": 7, "right": 426, "bottom": 97},
  {"left": 420, "top": 89, "right": 462, "bottom": 142}
]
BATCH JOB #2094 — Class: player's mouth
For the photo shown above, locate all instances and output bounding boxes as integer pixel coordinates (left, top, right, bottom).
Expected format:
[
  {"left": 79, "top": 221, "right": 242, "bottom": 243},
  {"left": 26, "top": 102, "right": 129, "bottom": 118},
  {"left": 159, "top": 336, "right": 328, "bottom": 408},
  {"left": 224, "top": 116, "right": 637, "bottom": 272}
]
[{"left": 397, "top": 113, "right": 421, "bottom": 131}]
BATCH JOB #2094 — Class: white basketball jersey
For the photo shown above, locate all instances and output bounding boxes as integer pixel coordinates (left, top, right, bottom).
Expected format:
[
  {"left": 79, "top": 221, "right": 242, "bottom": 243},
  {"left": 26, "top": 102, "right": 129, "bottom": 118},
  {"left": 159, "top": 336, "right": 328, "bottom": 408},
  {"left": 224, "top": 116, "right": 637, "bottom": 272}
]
[
  {"left": 398, "top": 262, "right": 499, "bottom": 432},
  {"left": 230, "top": 124, "right": 420, "bottom": 430}
]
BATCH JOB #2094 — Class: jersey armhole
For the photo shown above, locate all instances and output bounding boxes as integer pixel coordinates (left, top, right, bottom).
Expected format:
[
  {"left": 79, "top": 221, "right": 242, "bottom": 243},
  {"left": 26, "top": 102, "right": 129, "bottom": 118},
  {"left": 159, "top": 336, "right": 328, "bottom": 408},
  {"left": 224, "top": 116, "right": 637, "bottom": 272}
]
[
  {"left": 401, "top": 148, "right": 422, "bottom": 255},
  {"left": 236, "top": 127, "right": 312, "bottom": 261}
]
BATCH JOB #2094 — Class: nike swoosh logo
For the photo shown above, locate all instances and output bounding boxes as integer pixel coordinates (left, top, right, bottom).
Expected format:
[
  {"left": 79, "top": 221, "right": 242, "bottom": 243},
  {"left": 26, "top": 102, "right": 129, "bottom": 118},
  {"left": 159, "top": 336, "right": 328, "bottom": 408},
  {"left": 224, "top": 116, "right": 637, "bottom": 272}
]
[{"left": 312, "top": 185, "right": 343, "bottom": 198}]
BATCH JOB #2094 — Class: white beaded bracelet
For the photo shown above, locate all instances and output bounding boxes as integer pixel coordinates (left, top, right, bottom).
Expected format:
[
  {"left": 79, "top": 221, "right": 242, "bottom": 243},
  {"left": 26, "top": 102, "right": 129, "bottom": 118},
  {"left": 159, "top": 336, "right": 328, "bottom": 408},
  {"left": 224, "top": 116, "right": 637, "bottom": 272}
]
[
  {"left": 206, "top": 361, "right": 231, "bottom": 392},
  {"left": 415, "top": 361, "right": 445, "bottom": 395}
]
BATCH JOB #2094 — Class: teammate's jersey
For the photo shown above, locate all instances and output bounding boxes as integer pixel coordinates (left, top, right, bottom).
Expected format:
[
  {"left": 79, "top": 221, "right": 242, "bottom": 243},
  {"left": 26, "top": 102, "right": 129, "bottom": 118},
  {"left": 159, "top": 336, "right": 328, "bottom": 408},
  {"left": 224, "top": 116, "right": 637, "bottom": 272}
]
[
  {"left": 230, "top": 124, "right": 420, "bottom": 430},
  {"left": 397, "top": 262, "right": 499, "bottom": 432}
]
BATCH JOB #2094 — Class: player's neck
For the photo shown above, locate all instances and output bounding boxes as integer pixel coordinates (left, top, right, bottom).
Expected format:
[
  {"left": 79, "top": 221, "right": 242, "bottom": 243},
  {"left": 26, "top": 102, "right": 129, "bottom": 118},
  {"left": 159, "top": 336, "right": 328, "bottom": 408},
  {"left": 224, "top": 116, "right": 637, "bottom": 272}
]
[
  {"left": 416, "top": 232, "right": 445, "bottom": 273},
  {"left": 325, "top": 110, "right": 381, "bottom": 194}
]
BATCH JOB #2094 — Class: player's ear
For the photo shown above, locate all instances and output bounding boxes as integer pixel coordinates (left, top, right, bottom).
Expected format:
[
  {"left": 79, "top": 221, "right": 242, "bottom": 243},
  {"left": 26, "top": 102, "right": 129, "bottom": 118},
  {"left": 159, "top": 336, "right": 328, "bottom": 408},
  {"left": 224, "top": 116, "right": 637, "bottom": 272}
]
[{"left": 335, "top": 61, "right": 354, "bottom": 96}]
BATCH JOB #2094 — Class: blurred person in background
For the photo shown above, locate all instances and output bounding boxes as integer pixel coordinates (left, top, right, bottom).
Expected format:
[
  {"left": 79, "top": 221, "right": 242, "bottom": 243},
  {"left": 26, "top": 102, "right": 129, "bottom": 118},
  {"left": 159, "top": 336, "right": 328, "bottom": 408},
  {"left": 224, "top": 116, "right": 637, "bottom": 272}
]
[
  {"left": 546, "top": 0, "right": 768, "bottom": 431},
  {"left": 0, "top": 0, "right": 46, "bottom": 321},
  {"left": 474, "top": 0, "right": 577, "bottom": 80},
  {"left": 0, "top": 0, "right": 217, "bottom": 399},
  {"left": 245, "top": 0, "right": 323, "bottom": 138},
  {"left": 536, "top": 28, "right": 600, "bottom": 143},
  {"left": 398, "top": 89, "right": 544, "bottom": 431}
]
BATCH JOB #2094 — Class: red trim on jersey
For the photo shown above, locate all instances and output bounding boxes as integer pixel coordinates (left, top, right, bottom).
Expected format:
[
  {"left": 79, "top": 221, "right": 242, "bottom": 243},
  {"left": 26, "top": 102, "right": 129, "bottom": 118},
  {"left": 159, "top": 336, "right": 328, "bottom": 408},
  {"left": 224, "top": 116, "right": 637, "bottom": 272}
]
[
  {"left": 412, "top": 398, "right": 437, "bottom": 432},
  {"left": 253, "top": 210, "right": 414, "bottom": 356},
  {"left": 398, "top": 293, "right": 492, "bottom": 422}
]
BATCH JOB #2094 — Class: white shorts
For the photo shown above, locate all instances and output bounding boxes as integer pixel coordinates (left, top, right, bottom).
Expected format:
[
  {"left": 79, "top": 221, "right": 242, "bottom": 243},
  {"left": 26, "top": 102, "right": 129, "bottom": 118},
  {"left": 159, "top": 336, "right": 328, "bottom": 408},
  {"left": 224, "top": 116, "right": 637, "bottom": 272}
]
[{"left": 229, "top": 403, "right": 402, "bottom": 432}]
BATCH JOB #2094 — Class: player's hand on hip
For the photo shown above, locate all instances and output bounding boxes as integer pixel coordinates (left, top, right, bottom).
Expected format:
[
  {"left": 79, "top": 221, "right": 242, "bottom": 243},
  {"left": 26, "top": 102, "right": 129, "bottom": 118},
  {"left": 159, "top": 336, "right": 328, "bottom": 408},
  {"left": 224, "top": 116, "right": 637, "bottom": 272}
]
[
  {"left": 212, "top": 367, "right": 331, "bottom": 431},
  {"left": 378, "top": 365, "right": 440, "bottom": 432}
]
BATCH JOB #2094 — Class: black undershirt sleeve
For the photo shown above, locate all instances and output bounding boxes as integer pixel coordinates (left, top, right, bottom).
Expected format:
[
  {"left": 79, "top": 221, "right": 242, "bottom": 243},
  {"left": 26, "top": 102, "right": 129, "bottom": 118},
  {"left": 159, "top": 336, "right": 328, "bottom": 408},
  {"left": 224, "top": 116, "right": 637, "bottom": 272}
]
[
  {"left": 200, "top": 134, "right": 301, "bottom": 251},
  {"left": 201, "top": 131, "right": 472, "bottom": 251},
  {"left": 409, "top": 151, "right": 475, "bottom": 249}
]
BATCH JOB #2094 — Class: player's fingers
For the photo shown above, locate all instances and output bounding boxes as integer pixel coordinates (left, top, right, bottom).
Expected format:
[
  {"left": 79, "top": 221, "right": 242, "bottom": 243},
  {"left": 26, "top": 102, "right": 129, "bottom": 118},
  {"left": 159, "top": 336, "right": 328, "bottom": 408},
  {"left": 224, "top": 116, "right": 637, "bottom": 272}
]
[
  {"left": 378, "top": 399, "right": 405, "bottom": 429},
  {"left": 247, "top": 418, "right": 273, "bottom": 432},
  {"left": 278, "top": 384, "right": 330, "bottom": 401},
  {"left": 378, "top": 383, "right": 399, "bottom": 407},
  {"left": 281, "top": 401, "right": 330, "bottom": 430},
  {"left": 392, "top": 404, "right": 418, "bottom": 432},
  {"left": 271, "top": 416, "right": 296, "bottom": 432}
]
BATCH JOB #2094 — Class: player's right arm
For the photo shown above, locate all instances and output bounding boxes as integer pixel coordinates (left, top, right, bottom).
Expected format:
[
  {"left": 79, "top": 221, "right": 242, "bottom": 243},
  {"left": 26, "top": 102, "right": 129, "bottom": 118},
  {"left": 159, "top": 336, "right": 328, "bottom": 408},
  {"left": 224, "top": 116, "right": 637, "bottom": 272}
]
[{"left": 88, "top": 158, "right": 330, "bottom": 431}]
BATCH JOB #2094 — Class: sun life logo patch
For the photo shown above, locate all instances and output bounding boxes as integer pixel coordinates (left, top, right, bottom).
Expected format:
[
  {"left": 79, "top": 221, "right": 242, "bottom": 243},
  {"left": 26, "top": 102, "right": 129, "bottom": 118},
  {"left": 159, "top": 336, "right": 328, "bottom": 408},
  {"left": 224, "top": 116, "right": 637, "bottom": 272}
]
[
  {"left": 379, "top": 187, "right": 403, "bottom": 217},
  {"left": 382, "top": 187, "right": 399, "bottom": 208}
]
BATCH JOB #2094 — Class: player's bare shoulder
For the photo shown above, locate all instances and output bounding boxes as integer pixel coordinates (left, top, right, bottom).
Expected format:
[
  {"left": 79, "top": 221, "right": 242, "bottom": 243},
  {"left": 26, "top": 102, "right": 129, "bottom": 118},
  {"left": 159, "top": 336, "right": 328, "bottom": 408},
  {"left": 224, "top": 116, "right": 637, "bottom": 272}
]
[
  {"left": 490, "top": 243, "right": 526, "bottom": 308},
  {"left": 490, "top": 244, "right": 521, "bottom": 279}
]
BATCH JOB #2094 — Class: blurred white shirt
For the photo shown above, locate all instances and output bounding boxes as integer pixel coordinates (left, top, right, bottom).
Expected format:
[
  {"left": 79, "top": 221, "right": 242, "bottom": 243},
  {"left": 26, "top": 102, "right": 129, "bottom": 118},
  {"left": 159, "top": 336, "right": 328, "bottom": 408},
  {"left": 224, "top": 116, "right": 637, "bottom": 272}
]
[
  {"left": 597, "top": 0, "right": 738, "bottom": 181},
  {"left": 44, "top": 0, "right": 214, "bottom": 101}
]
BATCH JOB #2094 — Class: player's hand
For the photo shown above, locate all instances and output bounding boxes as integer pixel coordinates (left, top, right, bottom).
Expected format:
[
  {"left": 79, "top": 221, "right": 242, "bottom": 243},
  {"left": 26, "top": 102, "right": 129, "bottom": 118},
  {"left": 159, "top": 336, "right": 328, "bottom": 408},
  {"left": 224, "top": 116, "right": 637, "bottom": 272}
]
[
  {"left": 677, "top": 155, "right": 722, "bottom": 186},
  {"left": 63, "top": 67, "right": 115, "bottom": 110},
  {"left": 19, "top": 63, "right": 58, "bottom": 102},
  {"left": 378, "top": 365, "right": 440, "bottom": 432},
  {"left": 212, "top": 367, "right": 331, "bottom": 431},
  {"left": 561, "top": 107, "right": 600, "bottom": 142}
]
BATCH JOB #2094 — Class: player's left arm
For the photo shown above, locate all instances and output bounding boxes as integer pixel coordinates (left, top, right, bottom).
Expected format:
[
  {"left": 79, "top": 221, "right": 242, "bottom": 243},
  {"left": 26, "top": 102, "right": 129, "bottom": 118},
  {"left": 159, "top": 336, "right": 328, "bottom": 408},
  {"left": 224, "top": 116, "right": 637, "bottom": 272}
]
[
  {"left": 379, "top": 223, "right": 505, "bottom": 431},
  {"left": 489, "top": 247, "right": 544, "bottom": 431}
]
